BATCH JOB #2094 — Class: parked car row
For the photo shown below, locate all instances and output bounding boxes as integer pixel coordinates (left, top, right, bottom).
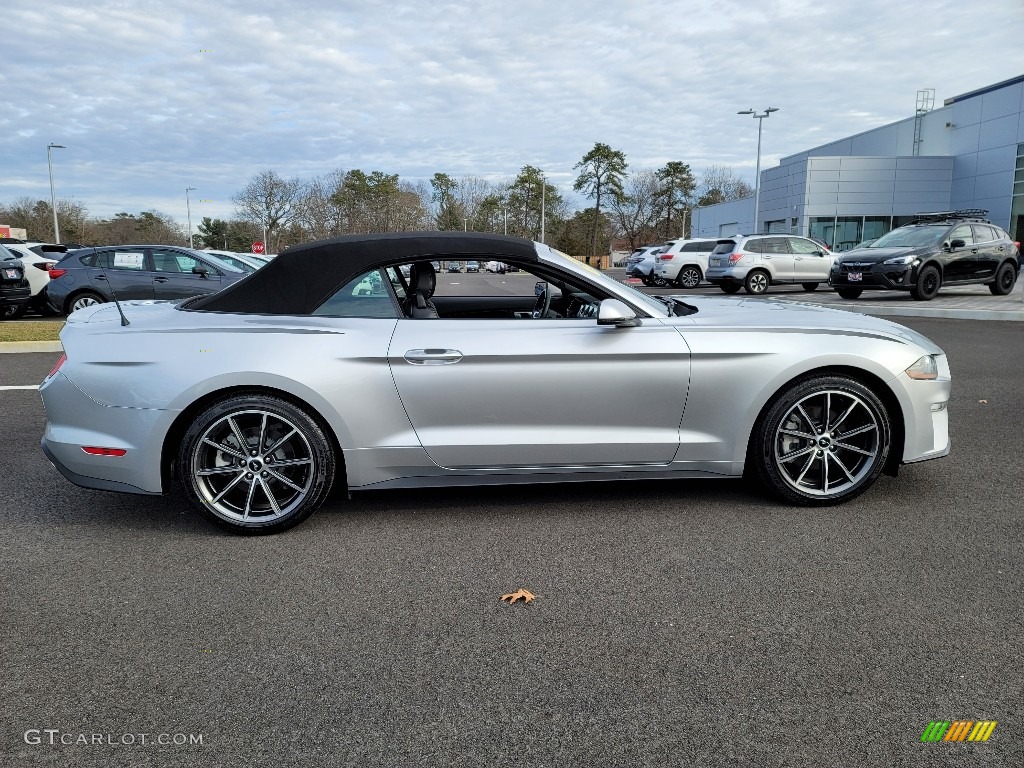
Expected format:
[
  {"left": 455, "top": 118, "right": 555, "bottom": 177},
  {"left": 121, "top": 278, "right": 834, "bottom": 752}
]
[
  {"left": 631, "top": 210, "right": 1019, "bottom": 301},
  {"left": 0, "top": 242, "right": 272, "bottom": 318}
]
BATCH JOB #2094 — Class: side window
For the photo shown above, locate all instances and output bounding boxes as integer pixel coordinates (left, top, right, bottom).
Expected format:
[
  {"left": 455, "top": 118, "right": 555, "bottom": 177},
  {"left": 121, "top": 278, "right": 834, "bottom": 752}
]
[
  {"left": 971, "top": 224, "right": 995, "bottom": 243},
  {"left": 98, "top": 250, "right": 146, "bottom": 270},
  {"left": 762, "top": 237, "right": 789, "bottom": 254},
  {"left": 152, "top": 250, "right": 205, "bottom": 274},
  {"left": 743, "top": 239, "right": 764, "bottom": 254},
  {"left": 79, "top": 252, "right": 97, "bottom": 267},
  {"left": 949, "top": 225, "right": 973, "bottom": 245},
  {"left": 313, "top": 269, "right": 398, "bottom": 318},
  {"left": 788, "top": 238, "right": 821, "bottom": 255}
]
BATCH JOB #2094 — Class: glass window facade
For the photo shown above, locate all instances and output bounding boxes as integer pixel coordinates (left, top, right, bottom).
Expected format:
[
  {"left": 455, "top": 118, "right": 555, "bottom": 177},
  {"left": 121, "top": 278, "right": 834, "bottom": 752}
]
[{"left": 1012, "top": 144, "right": 1024, "bottom": 244}]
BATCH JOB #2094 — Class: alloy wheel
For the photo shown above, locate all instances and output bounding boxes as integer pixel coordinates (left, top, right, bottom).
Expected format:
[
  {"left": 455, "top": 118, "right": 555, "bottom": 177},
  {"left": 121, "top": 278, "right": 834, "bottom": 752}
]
[
  {"left": 772, "top": 389, "right": 881, "bottom": 498},
  {"left": 191, "top": 409, "right": 316, "bottom": 524}
]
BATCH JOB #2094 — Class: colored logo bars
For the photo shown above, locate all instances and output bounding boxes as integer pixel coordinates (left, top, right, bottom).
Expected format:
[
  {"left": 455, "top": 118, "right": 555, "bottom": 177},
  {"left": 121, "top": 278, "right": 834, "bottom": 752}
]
[{"left": 921, "top": 720, "right": 997, "bottom": 742}]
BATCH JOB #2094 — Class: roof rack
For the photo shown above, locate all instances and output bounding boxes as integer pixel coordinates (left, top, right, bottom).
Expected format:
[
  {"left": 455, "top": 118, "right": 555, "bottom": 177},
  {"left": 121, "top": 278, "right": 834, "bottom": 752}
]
[{"left": 910, "top": 209, "right": 989, "bottom": 224}]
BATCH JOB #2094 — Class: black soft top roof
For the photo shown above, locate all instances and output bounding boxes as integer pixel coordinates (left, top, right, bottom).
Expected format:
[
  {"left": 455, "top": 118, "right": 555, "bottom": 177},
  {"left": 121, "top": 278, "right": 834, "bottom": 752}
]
[{"left": 186, "top": 231, "right": 539, "bottom": 315}]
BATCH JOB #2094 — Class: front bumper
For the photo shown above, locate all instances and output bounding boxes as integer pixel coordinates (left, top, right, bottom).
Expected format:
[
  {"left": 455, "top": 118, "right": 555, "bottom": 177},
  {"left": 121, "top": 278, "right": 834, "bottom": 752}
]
[{"left": 829, "top": 264, "right": 914, "bottom": 290}]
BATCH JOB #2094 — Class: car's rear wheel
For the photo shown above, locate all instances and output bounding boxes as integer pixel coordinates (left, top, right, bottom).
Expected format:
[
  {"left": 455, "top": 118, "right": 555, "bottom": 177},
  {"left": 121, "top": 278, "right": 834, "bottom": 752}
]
[
  {"left": 68, "top": 291, "right": 105, "bottom": 313},
  {"left": 801, "top": 282, "right": 819, "bottom": 291},
  {"left": 836, "top": 287, "right": 863, "bottom": 299},
  {"left": 640, "top": 274, "right": 653, "bottom": 286},
  {"left": 989, "top": 261, "right": 1017, "bottom": 295},
  {"left": 910, "top": 265, "right": 941, "bottom": 301},
  {"left": 178, "top": 394, "right": 336, "bottom": 534},
  {"left": 744, "top": 270, "right": 770, "bottom": 295},
  {"left": 675, "top": 266, "right": 702, "bottom": 289},
  {"left": 720, "top": 283, "right": 742, "bottom": 294},
  {"left": 751, "top": 375, "right": 891, "bottom": 505}
]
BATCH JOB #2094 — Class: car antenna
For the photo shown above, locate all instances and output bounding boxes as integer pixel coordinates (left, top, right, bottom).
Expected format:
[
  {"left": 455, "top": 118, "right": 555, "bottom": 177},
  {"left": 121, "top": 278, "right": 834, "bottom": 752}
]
[{"left": 102, "top": 271, "right": 131, "bottom": 326}]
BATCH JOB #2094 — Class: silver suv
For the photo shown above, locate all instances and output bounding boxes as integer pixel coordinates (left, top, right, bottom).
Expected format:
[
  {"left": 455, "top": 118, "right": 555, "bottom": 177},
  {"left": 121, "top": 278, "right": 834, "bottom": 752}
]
[
  {"left": 705, "top": 235, "right": 835, "bottom": 295},
  {"left": 652, "top": 238, "right": 721, "bottom": 288}
]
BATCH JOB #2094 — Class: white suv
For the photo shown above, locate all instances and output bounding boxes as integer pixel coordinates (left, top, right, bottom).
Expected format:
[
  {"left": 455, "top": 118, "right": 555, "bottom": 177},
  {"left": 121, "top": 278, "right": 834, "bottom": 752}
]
[{"left": 652, "top": 238, "right": 721, "bottom": 288}]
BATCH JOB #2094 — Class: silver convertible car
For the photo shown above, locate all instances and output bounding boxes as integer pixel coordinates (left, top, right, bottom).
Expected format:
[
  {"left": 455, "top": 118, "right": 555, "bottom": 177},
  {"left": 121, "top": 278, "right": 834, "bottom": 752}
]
[{"left": 40, "top": 233, "right": 951, "bottom": 534}]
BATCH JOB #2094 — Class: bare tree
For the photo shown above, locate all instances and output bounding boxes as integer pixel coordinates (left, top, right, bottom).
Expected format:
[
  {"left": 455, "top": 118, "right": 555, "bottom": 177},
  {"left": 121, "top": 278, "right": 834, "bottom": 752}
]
[
  {"left": 697, "top": 165, "right": 754, "bottom": 206},
  {"left": 232, "top": 170, "right": 303, "bottom": 251},
  {"left": 610, "top": 170, "right": 663, "bottom": 250}
]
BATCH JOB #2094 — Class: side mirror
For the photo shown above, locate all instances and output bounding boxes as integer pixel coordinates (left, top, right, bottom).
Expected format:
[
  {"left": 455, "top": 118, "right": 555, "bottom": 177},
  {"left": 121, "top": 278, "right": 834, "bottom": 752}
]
[
  {"left": 948, "top": 239, "right": 966, "bottom": 251},
  {"left": 192, "top": 265, "right": 210, "bottom": 277},
  {"left": 597, "top": 298, "right": 641, "bottom": 327},
  {"left": 534, "top": 281, "right": 546, "bottom": 296}
]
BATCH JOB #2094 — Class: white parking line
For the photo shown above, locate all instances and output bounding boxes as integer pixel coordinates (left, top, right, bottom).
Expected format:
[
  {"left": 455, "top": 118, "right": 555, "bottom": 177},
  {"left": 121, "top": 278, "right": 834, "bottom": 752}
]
[{"left": 0, "top": 385, "right": 39, "bottom": 390}]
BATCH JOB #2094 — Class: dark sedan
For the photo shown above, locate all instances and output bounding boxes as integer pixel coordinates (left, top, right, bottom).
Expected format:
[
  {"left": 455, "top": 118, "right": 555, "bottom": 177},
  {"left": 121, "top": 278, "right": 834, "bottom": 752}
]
[{"left": 47, "top": 245, "right": 248, "bottom": 314}]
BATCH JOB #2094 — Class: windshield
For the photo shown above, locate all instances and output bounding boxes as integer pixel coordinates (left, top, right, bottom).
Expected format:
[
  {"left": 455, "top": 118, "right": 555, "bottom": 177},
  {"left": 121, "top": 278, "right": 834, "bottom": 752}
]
[
  {"left": 868, "top": 226, "right": 948, "bottom": 248},
  {"left": 534, "top": 243, "right": 667, "bottom": 317},
  {"left": 191, "top": 250, "right": 245, "bottom": 273}
]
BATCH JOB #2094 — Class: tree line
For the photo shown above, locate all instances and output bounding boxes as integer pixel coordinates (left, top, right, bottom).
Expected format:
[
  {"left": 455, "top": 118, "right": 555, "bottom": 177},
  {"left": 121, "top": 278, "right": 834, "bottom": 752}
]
[{"left": 0, "top": 144, "right": 752, "bottom": 256}]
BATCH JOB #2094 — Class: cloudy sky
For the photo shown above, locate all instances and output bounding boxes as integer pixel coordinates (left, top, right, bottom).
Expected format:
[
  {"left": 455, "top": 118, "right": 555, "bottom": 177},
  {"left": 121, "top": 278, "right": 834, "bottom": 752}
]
[{"left": 2, "top": 0, "right": 1022, "bottom": 228}]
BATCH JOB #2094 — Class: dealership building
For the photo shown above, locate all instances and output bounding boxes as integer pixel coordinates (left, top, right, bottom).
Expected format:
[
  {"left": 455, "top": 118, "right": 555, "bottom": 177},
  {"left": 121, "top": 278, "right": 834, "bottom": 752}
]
[{"left": 691, "top": 74, "right": 1024, "bottom": 250}]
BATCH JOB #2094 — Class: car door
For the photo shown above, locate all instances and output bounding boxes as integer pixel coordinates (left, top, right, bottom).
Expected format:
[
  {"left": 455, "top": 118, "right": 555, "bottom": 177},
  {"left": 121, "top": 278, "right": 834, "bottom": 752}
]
[
  {"left": 759, "top": 237, "right": 795, "bottom": 283},
  {"left": 789, "top": 237, "right": 832, "bottom": 282},
  {"left": 942, "top": 224, "right": 974, "bottom": 281},
  {"left": 89, "top": 249, "right": 154, "bottom": 301},
  {"left": 151, "top": 249, "right": 224, "bottom": 299},
  {"left": 971, "top": 224, "right": 1001, "bottom": 280},
  {"left": 387, "top": 280, "right": 690, "bottom": 469}
]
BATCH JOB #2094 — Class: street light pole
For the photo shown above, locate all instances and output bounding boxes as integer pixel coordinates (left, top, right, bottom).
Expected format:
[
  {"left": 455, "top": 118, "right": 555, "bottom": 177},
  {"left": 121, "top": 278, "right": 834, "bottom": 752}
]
[
  {"left": 47, "top": 144, "right": 65, "bottom": 243},
  {"left": 737, "top": 107, "right": 779, "bottom": 234},
  {"left": 540, "top": 174, "right": 546, "bottom": 244},
  {"left": 185, "top": 187, "right": 196, "bottom": 248}
]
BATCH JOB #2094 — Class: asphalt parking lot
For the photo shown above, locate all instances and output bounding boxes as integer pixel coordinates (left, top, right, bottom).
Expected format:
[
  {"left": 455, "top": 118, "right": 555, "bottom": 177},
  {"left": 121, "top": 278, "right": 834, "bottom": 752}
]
[{"left": 1, "top": 315, "right": 1021, "bottom": 767}]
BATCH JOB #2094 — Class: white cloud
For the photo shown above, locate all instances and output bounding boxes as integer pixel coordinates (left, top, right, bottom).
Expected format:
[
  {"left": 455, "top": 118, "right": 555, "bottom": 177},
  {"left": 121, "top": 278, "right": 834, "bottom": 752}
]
[{"left": 1, "top": 0, "right": 1021, "bottom": 226}]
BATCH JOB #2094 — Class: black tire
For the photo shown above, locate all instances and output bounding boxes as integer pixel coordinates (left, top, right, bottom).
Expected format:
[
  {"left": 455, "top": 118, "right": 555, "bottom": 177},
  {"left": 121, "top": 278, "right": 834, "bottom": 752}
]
[
  {"left": 652, "top": 275, "right": 669, "bottom": 287},
  {"left": 1, "top": 303, "right": 27, "bottom": 320},
  {"left": 720, "top": 283, "right": 742, "bottom": 294},
  {"left": 989, "top": 261, "right": 1017, "bottom": 296},
  {"left": 750, "top": 375, "right": 891, "bottom": 506},
  {"left": 801, "top": 282, "right": 819, "bottom": 292},
  {"left": 675, "top": 266, "right": 702, "bottom": 289},
  {"left": 836, "top": 287, "right": 863, "bottom": 300},
  {"left": 66, "top": 290, "right": 105, "bottom": 314},
  {"left": 640, "top": 274, "right": 654, "bottom": 286},
  {"left": 744, "top": 269, "right": 770, "bottom": 295},
  {"left": 910, "top": 265, "right": 941, "bottom": 301},
  {"left": 178, "top": 394, "right": 336, "bottom": 534}
]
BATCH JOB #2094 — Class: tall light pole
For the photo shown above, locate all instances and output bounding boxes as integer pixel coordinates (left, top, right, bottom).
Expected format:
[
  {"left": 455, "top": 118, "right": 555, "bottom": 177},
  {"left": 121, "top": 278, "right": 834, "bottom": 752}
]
[
  {"left": 185, "top": 187, "right": 196, "bottom": 248},
  {"left": 540, "top": 173, "right": 546, "bottom": 244},
  {"left": 47, "top": 144, "right": 65, "bottom": 243},
  {"left": 737, "top": 107, "right": 779, "bottom": 234}
]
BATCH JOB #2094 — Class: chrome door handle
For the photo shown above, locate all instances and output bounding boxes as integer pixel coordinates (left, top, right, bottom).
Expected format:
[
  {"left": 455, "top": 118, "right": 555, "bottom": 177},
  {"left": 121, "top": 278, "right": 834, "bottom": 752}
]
[
  {"left": 404, "top": 349, "right": 463, "bottom": 365},
  {"left": 154, "top": 277, "right": 169, "bottom": 283}
]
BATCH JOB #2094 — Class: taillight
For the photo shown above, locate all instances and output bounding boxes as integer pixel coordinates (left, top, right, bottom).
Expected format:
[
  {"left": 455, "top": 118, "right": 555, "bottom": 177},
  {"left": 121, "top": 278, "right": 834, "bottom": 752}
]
[
  {"left": 46, "top": 353, "right": 66, "bottom": 379},
  {"left": 81, "top": 446, "right": 127, "bottom": 457},
  {"left": 729, "top": 251, "right": 745, "bottom": 263},
  {"left": 48, "top": 266, "right": 67, "bottom": 279},
  {"left": 659, "top": 254, "right": 673, "bottom": 260}
]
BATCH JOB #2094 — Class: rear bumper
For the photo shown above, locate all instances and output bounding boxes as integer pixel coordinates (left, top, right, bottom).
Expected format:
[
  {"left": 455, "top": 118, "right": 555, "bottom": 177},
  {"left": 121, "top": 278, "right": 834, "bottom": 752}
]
[
  {"left": 0, "top": 285, "right": 30, "bottom": 307},
  {"left": 39, "top": 371, "right": 170, "bottom": 495}
]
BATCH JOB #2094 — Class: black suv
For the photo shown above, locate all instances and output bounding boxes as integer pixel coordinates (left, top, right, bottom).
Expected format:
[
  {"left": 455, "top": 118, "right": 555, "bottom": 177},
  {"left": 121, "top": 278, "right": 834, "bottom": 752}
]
[
  {"left": 0, "top": 243, "right": 31, "bottom": 319},
  {"left": 828, "top": 210, "right": 1020, "bottom": 301}
]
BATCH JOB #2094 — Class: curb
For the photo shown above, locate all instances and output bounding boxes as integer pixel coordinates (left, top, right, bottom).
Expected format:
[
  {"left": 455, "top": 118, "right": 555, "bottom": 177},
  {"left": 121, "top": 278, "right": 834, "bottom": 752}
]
[
  {"left": 773, "top": 302, "right": 1024, "bottom": 322},
  {"left": 0, "top": 341, "right": 64, "bottom": 354}
]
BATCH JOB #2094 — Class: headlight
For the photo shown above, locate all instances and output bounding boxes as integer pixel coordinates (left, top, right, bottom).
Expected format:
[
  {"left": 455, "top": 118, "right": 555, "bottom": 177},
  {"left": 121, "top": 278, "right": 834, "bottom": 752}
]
[
  {"left": 883, "top": 255, "right": 917, "bottom": 265},
  {"left": 906, "top": 355, "right": 938, "bottom": 380}
]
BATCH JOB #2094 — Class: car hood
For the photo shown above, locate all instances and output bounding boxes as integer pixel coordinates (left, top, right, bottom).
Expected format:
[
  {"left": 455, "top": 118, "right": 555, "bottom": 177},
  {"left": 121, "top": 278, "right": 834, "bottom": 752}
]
[{"left": 667, "top": 294, "right": 943, "bottom": 354}]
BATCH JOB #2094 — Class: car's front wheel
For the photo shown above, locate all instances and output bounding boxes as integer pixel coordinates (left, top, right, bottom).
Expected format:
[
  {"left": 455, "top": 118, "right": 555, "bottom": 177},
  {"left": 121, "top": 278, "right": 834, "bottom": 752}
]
[
  {"left": 989, "top": 261, "right": 1017, "bottom": 295},
  {"left": 1, "top": 303, "right": 27, "bottom": 320},
  {"left": 750, "top": 375, "right": 891, "bottom": 506},
  {"left": 836, "top": 287, "right": 863, "bottom": 299},
  {"left": 744, "top": 270, "right": 770, "bottom": 295},
  {"left": 910, "top": 265, "right": 941, "bottom": 301},
  {"left": 801, "top": 282, "right": 819, "bottom": 292},
  {"left": 178, "top": 394, "right": 336, "bottom": 534},
  {"left": 675, "top": 266, "right": 702, "bottom": 289},
  {"left": 651, "top": 274, "right": 669, "bottom": 287}
]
